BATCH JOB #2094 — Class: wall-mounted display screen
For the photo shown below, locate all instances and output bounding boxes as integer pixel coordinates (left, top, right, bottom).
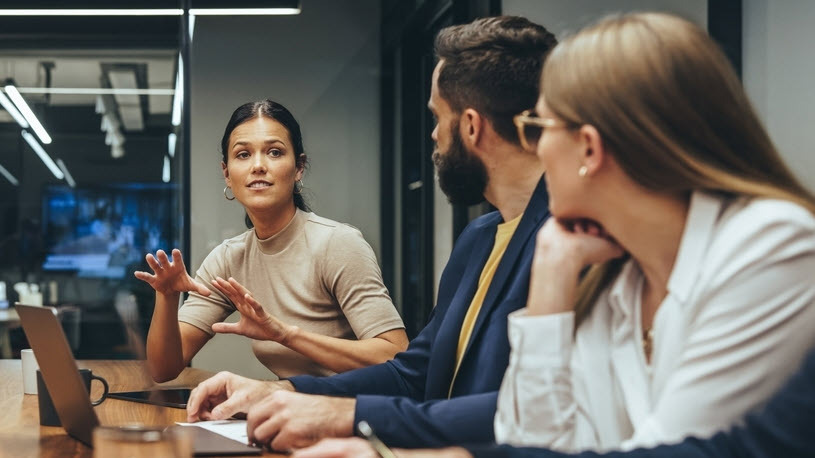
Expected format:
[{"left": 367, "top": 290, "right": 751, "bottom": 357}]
[{"left": 41, "top": 184, "right": 178, "bottom": 278}]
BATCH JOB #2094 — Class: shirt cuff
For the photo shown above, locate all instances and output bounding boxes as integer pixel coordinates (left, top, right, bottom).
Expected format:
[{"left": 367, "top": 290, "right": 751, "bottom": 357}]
[{"left": 507, "top": 309, "right": 574, "bottom": 368}]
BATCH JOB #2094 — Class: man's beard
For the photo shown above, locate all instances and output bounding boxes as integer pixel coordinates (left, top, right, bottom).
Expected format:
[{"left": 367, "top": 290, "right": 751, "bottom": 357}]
[{"left": 432, "top": 123, "right": 488, "bottom": 206}]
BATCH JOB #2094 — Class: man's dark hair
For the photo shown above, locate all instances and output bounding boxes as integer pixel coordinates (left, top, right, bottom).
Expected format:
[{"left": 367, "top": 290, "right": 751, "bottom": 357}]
[{"left": 434, "top": 16, "right": 557, "bottom": 144}]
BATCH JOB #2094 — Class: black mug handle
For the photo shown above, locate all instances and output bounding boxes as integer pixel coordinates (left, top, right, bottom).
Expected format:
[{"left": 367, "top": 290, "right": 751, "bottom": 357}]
[{"left": 90, "top": 374, "right": 109, "bottom": 406}]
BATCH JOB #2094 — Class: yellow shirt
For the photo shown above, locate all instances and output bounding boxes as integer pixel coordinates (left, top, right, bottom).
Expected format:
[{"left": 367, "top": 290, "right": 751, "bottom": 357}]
[{"left": 449, "top": 213, "right": 523, "bottom": 397}]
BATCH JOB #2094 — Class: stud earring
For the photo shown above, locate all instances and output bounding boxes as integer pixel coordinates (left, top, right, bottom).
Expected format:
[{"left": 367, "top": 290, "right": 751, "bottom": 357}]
[{"left": 578, "top": 166, "right": 588, "bottom": 177}]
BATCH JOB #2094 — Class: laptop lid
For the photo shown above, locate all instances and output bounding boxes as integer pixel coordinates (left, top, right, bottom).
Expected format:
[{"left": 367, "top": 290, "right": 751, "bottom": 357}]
[
  {"left": 16, "top": 304, "right": 262, "bottom": 455},
  {"left": 16, "top": 304, "right": 99, "bottom": 446}
]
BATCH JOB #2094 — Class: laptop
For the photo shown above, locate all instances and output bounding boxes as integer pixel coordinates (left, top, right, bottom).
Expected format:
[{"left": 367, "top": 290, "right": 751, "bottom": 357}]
[{"left": 16, "top": 303, "right": 262, "bottom": 456}]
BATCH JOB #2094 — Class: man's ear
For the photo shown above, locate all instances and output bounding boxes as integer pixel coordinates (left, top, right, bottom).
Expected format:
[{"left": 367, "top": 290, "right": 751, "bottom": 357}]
[
  {"left": 460, "top": 108, "right": 484, "bottom": 148},
  {"left": 221, "top": 161, "right": 231, "bottom": 186},
  {"left": 578, "top": 125, "right": 606, "bottom": 177}
]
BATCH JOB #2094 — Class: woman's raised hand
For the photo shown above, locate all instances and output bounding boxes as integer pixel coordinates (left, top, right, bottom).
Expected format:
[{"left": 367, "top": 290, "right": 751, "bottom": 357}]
[
  {"left": 526, "top": 218, "right": 625, "bottom": 315},
  {"left": 134, "top": 249, "right": 211, "bottom": 297},
  {"left": 210, "top": 277, "right": 295, "bottom": 343}
]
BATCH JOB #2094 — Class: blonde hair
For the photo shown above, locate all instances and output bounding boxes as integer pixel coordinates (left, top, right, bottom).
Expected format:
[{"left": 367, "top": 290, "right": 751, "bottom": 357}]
[{"left": 540, "top": 12, "right": 815, "bottom": 326}]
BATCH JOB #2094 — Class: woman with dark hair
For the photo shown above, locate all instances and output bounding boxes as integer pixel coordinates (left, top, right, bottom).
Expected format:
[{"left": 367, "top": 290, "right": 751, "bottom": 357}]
[{"left": 137, "top": 100, "right": 407, "bottom": 382}]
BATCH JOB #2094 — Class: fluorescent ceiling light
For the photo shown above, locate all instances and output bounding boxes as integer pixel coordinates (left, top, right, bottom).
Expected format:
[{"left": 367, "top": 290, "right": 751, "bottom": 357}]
[
  {"left": 56, "top": 159, "right": 76, "bottom": 188},
  {"left": 0, "top": 8, "right": 299, "bottom": 17},
  {"left": 0, "top": 9, "right": 183, "bottom": 16},
  {"left": 17, "top": 87, "right": 174, "bottom": 96},
  {"left": 5, "top": 85, "right": 52, "bottom": 144},
  {"left": 162, "top": 156, "right": 171, "bottom": 183},
  {"left": 189, "top": 8, "right": 300, "bottom": 15},
  {"left": 0, "top": 163, "right": 18, "bottom": 186},
  {"left": 171, "top": 55, "right": 183, "bottom": 127},
  {"left": 0, "top": 89, "right": 29, "bottom": 128},
  {"left": 168, "top": 133, "right": 177, "bottom": 158},
  {"left": 21, "top": 130, "right": 63, "bottom": 180}
]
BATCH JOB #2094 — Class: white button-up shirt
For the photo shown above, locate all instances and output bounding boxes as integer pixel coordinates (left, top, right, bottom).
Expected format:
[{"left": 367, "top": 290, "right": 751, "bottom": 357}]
[{"left": 494, "top": 192, "right": 815, "bottom": 452}]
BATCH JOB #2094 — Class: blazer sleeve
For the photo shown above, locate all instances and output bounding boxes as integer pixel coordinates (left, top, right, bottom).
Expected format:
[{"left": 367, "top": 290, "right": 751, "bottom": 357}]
[
  {"left": 288, "top": 303, "right": 439, "bottom": 398},
  {"left": 355, "top": 391, "right": 498, "bottom": 448}
]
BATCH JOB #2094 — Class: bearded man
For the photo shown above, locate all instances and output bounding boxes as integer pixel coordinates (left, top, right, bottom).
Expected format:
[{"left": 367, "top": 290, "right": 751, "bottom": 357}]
[{"left": 186, "top": 15, "right": 557, "bottom": 450}]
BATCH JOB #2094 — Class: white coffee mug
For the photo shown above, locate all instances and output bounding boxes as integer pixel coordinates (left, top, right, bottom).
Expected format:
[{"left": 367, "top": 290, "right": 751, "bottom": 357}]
[{"left": 21, "top": 349, "right": 40, "bottom": 395}]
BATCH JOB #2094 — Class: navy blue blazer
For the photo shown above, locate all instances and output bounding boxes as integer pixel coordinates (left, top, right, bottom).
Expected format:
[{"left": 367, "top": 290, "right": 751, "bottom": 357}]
[
  {"left": 289, "top": 177, "right": 550, "bottom": 447},
  {"left": 468, "top": 346, "right": 815, "bottom": 458}
]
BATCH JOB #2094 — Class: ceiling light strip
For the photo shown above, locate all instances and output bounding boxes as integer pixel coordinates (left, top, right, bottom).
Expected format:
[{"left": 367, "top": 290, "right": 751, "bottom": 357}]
[
  {"left": 56, "top": 159, "right": 76, "bottom": 188},
  {"left": 189, "top": 8, "right": 300, "bottom": 15},
  {"left": 0, "top": 8, "right": 300, "bottom": 16},
  {"left": 162, "top": 156, "right": 171, "bottom": 183},
  {"left": 0, "top": 163, "right": 18, "bottom": 186},
  {"left": 21, "top": 131, "right": 63, "bottom": 180},
  {"left": 0, "top": 90, "right": 29, "bottom": 128},
  {"left": 171, "top": 55, "right": 183, "bottom": 127},
  {"left": 0, "top": 9, "right": 183, "bottom": 16},
  {"left": 5, "top": 85, "right": 52, "bottom": 144},
  {"left": 15, "top": 87, "right": 175, "bottom": 96}
]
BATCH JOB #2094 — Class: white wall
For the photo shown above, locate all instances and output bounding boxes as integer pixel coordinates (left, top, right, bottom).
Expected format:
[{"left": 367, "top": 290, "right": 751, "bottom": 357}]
[
  {"left": 189, "top": 0, "right": 381, "bottom": 379},
  {"left": 743, "top": 0, "right": 815, "bottom": 192},
  {"left": 502, "top": 0, "right": 707, "bottom": 38}
]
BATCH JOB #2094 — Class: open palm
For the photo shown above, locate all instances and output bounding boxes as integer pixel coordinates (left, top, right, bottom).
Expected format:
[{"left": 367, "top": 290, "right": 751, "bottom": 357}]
[
  {"left": 134, "top": 249, "right": 211, "bottom": 297},
  {"left": 210, "top": 277, "right": 293, "bottom": 343}
]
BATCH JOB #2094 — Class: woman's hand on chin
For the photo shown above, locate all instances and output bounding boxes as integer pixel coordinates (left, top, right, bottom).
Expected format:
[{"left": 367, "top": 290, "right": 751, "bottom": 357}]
[
  {"left": 210, "top": 276, "right": 296, "bottom": 343},
  {"left": 526, "top": 218, "right": 625, "bottom": 316},
  {"left": 134, "top": 248, "right": 212, "bottom": 297}
]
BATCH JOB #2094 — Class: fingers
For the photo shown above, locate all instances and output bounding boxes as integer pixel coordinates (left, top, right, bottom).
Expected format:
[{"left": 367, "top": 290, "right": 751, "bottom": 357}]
[
  {"left": 211, "top": 322, "right": 240, "bottom": 335},
  {"left": 210, "top": 394, "right": 248, "bottom": 421},
  {"left": 133, "top": 270, "right": 155, "bottom": 284},
  {"left": 145, "top": 253, "right": 163, "bottom": 272},
  {"left": 156, "top": 249, "right": 172, "bottom": 268},
  {"left": 244, "top": 293, "right": 266, "bottom": 314},
  {"left": 190, "top": 278, "right": 212, "bottom": 297},
  {"left": 212, "top": 277, "right": 240, "bottom": 300},
  {"left": 227, "top": 277, "right": 250, "bottom": 297},
  {"left": 186, "top": 372, "right": 231, "bottom": 421},
  {"left": 248, "top": 403, "right": 287, "bottom": 449},
  {"left": 246, "top": 391, "right": 291, "bottom": 445},
  {"left": 171, "top": 249, "right": 185, "bottom": 268}
]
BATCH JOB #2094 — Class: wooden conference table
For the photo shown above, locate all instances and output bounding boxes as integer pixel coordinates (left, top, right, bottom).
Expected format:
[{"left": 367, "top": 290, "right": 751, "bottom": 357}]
[{"left": 0, "top": 360, "right": 284, "bottom": 457}]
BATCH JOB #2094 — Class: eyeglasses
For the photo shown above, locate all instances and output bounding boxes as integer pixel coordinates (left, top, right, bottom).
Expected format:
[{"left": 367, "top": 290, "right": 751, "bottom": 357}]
[{"left": 513, "top": 109, "right": 565, "bottom": 151}]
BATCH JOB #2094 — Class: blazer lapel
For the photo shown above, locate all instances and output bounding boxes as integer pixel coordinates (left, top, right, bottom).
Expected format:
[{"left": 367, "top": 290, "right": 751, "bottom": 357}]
[
  {"left": 459, "top": 176, "right": 550, "bottom": 361},
  {"left": 426, "top": 219, "right": 496, "bottom": 399}
]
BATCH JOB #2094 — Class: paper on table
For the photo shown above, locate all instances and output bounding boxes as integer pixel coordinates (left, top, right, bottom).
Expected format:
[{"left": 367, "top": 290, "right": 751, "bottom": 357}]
[{"left": 176, "top": 420, "right": 250, "bottom": 445}]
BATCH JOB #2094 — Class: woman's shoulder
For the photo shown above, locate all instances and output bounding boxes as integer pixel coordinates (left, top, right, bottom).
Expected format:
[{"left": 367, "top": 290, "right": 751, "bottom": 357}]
[
  {"left": 715, "top": 195, "right": 815, "bottom": 242},
  {"left": 703, "top": 194, "right": 815, "bottom": 277},
  {"left": 301, "top": 211, "right": 367, "bottom": 244},
  {"left": 203, "top": 229, "right": 254, "bottom": 259}
]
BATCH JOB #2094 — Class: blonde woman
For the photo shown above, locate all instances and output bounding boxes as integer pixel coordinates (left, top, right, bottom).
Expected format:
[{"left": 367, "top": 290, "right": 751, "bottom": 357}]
[{"left": 496, "top": 12, "right": 815, "bottom": 452}]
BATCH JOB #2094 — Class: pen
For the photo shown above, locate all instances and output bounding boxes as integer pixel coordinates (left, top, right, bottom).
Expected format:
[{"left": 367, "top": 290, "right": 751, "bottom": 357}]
[{"left": 357, "top": 421, "right": 397, "bottom": 458}]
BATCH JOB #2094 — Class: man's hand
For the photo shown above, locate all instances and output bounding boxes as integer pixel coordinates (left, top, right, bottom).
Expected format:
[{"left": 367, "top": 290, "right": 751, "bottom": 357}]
[
  {"left": 246, "top": 391, "right": 355, "bottom": 451},
  {"left": 291, "top": 438, "right": 473, "bottom": 458},
  {"left": 186, "top": 371, "right": 293, "bottom": 422}
]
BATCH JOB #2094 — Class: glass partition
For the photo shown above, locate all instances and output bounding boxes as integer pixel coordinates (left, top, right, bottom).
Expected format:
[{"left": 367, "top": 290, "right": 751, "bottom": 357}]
[{"left": 0, "top": 11, "right": 186, "bottom": 359}]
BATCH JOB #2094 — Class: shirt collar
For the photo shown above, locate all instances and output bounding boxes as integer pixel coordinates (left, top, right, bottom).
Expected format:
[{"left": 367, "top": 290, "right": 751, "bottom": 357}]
[{"left": 667, "top": 192, "right": 723, "bottom": 303}]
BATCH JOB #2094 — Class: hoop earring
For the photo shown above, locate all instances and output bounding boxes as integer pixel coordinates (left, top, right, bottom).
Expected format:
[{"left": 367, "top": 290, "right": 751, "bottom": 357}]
[
  {"left": 224, "top": 186, "right": 236, "bottom": 201},
  {"left": 578, "top": 166, "right": 588, "bottom": 177},
  {"left": 294, "top": 180, "right": 303, "bottom": 195}
]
